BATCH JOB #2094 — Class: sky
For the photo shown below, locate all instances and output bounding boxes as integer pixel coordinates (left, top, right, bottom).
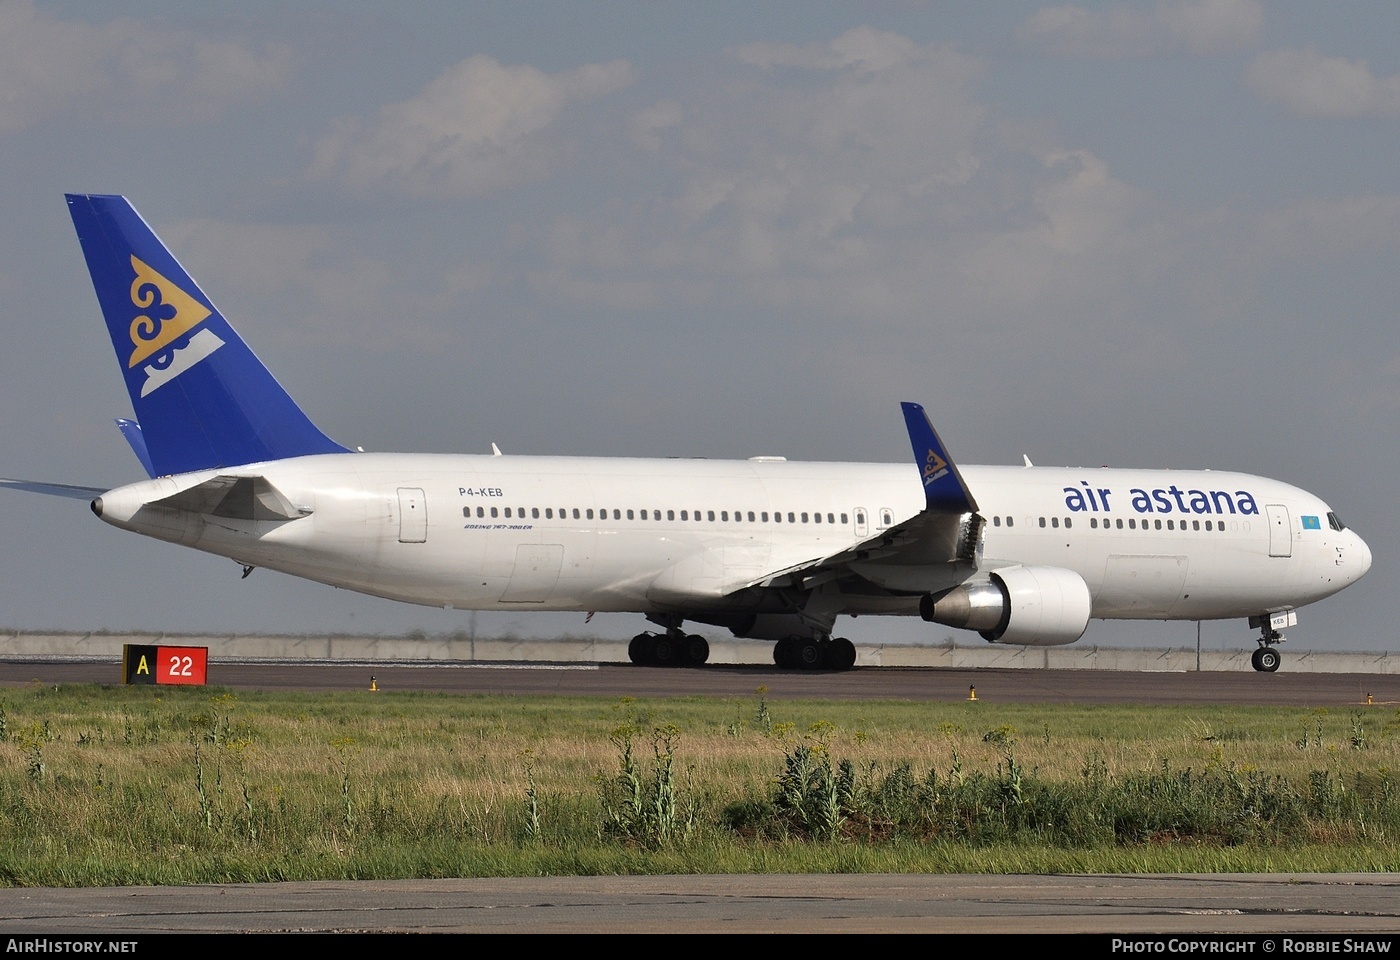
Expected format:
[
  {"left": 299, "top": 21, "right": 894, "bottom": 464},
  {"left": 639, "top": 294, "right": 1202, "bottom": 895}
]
[{"left": 0, "top": 0, "right": 1395, "bottom": 654}]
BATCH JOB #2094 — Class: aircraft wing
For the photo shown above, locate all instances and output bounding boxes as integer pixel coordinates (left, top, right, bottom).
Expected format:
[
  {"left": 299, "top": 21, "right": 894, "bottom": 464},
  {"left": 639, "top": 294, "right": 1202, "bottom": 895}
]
[{"left": 739, "top": 403, "right": 983, "bottom": 595}]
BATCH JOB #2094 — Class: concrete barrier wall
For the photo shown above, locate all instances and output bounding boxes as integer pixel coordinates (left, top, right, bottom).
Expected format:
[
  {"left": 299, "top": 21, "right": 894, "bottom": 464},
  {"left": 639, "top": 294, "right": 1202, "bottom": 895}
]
[{"left": 0, "top": 630, "right": 1393, "bottom": 673}]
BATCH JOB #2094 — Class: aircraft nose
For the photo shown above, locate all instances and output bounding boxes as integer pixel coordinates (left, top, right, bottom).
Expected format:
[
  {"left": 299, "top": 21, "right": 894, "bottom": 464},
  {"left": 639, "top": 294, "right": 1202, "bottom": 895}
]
[{"left": 1354, "top": 532, "right": 1373, "bottom": 580}]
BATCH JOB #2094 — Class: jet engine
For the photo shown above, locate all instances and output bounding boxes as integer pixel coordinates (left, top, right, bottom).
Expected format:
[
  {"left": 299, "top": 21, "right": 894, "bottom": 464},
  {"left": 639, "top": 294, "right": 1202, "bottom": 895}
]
[{"left": 920, "top": 565, "right": 1091, "bottom": 646}]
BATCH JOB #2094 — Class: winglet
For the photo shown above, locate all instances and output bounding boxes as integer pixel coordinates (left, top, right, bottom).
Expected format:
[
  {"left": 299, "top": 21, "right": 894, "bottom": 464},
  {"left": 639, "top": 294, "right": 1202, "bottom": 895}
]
[
  {"left": 900, "top": 402, "right": 978, "bottom": 514},
  {"left": 67, "top": 194, "right": 349, "bottom": 476}
]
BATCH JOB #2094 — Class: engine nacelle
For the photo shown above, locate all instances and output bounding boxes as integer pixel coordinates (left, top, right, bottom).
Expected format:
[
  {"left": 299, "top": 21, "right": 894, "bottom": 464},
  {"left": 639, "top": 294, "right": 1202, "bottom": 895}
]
[{"left": 920, "top": 565, "right": 1091, "bottom": 646}]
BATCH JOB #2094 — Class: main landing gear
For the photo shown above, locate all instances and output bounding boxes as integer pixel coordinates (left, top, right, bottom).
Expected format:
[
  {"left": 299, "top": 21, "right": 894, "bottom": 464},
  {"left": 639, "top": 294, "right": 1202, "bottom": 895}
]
[
  {"left": 772, "top": 636, "right": 857, "bottom": 672},
  {"left": 628, "top": 630, "right": 710, "bottom": 667},
  {"left": 1251, "top": 624, "right": 1283, "bottom": 673}
]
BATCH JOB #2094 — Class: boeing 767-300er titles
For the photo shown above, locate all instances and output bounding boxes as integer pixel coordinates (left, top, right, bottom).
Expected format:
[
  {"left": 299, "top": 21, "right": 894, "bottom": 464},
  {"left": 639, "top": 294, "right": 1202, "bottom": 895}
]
[{"left": 0, "top": 195, "right": 1373, "bottom": 672}]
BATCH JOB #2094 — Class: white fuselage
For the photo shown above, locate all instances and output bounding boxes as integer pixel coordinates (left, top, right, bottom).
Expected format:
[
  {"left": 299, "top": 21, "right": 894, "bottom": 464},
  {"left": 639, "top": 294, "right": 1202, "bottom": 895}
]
[{"left": 92, "top": 452, "right": 1371, "bottom": 629}]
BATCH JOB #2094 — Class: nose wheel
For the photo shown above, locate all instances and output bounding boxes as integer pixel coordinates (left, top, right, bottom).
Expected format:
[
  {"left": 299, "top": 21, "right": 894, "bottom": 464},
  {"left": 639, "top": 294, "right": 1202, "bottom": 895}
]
[
  {"left": 1251, "top": 646, "right": 1281, "bottom": 672},
  {"left": 1251, "top": 625, "right": 1283, "bottom": 672}
]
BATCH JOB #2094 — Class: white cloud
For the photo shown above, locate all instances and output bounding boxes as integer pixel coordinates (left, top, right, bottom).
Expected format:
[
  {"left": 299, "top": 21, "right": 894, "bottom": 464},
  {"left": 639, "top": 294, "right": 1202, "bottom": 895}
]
[
  {"left": 734, "top": 24, "right": 922, "bottom": 73},
  {"left": 627, "top": 100, "right": 682, "bottom": 152},
  {"left": 310, "top": 54, "right": 634, "bottom": 198},
  {"left": 1019, "top": 0, "right": 1263, "bottom": 58},
  {"left": 0, "top": 0, "right": 290, "bottom": 134},
  {"left": 529, "top": 24, "right": 1311, "bottom": 371},
  {"left": 164, "top": 218, "right": 443, "bottom": 352},
  {"left": 1245, "top": 48, "right": 1400, "bottom": 118},
  {"left": 538, "top": 29, "right": 1157, "bottom": 329}
]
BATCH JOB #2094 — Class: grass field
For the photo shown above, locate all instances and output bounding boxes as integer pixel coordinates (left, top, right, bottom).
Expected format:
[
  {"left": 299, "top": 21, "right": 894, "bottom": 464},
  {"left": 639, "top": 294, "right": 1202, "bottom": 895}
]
[{"left": 1, "top": 681, "right": 1398, "bottom": 886}]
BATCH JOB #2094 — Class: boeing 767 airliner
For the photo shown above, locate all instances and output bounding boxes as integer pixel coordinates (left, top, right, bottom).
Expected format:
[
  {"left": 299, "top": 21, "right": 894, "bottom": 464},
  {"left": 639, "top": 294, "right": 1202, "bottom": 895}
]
[{"left": 0, "top": 195, "right": 1373, "bottom": 672}]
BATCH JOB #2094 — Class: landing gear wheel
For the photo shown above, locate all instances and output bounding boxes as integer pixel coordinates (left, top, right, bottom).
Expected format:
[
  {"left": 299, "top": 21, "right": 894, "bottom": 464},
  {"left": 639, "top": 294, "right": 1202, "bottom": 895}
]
[
  {"left": 773, "top": 637, "right": 794, "bottom": 668},
  {"left": 796, "top": 640, "right": 826, "bottom": 670},
  {"left": 829, "top": 637, "right": 857, "bottom": 672},
  {"left": 652, "top": 634, "right": 678, "bottom": 667},
  {"left": 684, "top": 634, "right": 710, "bottom": 666},
  {"left": 628, "top": 633, "right": 653, "bottom": 666},
  {"left": 1253, "top": 647, "right": 1281, "bottom": 673}
]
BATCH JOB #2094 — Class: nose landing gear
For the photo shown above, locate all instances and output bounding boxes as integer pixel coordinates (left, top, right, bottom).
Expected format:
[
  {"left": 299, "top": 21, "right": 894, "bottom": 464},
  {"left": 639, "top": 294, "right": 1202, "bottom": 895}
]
[
  {"left": 1247, "top": 612, "right": 1296, "bottom": 673},
  {"left": 1250, "top": 624, "right": 1283, "bottom": 673}
]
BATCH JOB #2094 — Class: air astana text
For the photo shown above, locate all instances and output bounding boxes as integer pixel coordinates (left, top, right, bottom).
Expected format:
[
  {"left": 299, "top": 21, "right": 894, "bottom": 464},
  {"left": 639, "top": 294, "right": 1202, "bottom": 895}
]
[{"left": 1063, "top": 480, "right": 1259, "bottom": 516}]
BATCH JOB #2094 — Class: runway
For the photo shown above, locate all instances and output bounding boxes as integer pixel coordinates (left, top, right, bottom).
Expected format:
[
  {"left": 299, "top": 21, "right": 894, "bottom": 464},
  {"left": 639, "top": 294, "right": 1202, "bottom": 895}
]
[
  {"left": 2, "top": 658, "right": 1397, "bottom": 935},
  {"left": 2, "top": 873, "right": 1400, "bottom": 935},
  {"left": 0, "top": 657, "right": 1394, "bottom": 707}
]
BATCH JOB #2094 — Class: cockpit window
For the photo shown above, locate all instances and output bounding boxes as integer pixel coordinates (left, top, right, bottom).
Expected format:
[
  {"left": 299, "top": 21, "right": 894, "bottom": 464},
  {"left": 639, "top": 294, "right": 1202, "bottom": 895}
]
[{"left": 1328, "top": 512, "right": 1346, "bottom": 532}]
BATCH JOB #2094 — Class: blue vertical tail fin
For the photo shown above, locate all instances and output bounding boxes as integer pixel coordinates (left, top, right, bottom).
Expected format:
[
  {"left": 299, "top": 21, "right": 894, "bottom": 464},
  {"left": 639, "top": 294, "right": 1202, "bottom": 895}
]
[{"left": 66, "top": 194, "right": 349, "bottom": 476}]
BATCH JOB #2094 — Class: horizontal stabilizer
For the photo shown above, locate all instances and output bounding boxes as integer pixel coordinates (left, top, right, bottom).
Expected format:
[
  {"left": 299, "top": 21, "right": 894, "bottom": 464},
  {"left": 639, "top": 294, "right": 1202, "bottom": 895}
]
[
  {"left": 0, "top": 479, "right": 107, "bottom": 500},
  {"left": 153, "top": 475, "right": 307, "bottom": 521}
]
